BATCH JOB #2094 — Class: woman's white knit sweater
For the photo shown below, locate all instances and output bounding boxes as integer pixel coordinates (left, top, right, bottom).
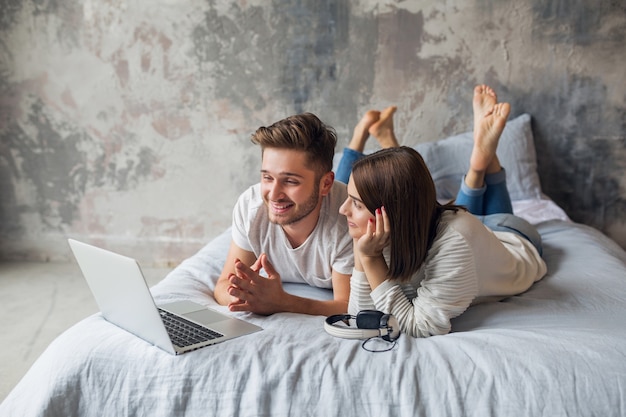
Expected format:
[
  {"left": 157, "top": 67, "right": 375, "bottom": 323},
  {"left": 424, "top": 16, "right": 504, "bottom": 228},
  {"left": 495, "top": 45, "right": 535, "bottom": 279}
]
[{"left": 348, "top": 210, "right": 547, "bottom": 338}]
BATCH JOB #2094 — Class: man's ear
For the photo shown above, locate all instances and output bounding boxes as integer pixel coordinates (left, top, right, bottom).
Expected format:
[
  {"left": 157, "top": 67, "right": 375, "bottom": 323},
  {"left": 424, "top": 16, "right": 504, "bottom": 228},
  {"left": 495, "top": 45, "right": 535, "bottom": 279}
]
[{"left": 319, "top": 171, "right": 334, "bottom": 196}]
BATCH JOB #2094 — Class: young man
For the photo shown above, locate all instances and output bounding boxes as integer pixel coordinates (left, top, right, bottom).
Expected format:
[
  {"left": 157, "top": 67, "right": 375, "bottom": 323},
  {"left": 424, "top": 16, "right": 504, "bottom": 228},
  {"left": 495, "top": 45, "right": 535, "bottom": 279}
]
[{"left": 214, "top": 113, "right": 354, "bottom": 316}]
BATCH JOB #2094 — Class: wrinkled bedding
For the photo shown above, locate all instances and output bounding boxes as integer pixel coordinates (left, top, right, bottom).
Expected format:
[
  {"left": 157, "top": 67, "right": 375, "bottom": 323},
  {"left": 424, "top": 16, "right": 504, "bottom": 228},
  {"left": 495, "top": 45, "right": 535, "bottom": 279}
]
[{"left": 2, "top": 199, "right": 626, "bottom": 417}]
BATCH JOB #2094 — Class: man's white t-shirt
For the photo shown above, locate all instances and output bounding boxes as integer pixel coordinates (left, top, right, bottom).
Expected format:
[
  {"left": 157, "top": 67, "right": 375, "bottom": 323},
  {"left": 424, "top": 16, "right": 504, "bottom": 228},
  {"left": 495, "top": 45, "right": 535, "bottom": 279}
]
[{"left": 231, "top": 181, "right": 354, "bottom": 288}]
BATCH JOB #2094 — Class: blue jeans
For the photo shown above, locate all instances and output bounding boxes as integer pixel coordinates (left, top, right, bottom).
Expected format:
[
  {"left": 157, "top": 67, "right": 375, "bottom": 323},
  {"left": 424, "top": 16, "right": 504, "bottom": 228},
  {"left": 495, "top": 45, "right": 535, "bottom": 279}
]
[
  {"left": 335, "top": 147, "right": 543, "bottom": 255},
  {"left": 456, "top": 169, "right": 543, "bottom": 255},
  {"left": 335, "top": 148, "right": 361, "bottom": 185}
]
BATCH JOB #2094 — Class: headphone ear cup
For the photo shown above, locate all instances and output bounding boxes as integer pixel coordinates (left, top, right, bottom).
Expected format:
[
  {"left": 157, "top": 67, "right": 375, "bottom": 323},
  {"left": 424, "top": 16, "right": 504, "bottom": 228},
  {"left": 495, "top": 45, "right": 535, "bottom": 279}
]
[{"left": 355, "top": 310, "right": 385, "bottom": 329}]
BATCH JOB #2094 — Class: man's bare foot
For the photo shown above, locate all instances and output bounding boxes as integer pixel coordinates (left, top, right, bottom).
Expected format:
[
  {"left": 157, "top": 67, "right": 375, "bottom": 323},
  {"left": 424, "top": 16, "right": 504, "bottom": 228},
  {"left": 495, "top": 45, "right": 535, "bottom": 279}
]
[
  {"left": 473, "top": 84, "right": 497, "bottom": 130},
  {"left": 369, "top": 105, "right": 398, "bottom": 148},
  {"left": 348, "top": 110, "right": 381, "bottom": 152},
  {"left": 469, "top": 102, "right": 511, "bottom": 173}
]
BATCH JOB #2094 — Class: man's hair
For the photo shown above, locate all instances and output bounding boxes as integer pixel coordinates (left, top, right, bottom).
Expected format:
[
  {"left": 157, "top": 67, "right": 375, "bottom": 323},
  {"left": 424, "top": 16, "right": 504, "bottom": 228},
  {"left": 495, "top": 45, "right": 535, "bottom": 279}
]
[
  {"left": 251, "top": 113, "right": 337, "bottom": 175},
  {"left": 351, "top": 146, "right": 463, "bottom": 281}
]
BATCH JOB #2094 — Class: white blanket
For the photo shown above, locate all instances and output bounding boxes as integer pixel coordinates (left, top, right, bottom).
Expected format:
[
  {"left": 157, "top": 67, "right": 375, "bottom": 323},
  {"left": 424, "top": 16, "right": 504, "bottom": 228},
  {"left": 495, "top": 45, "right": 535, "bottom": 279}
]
[{"left": 2, "top": 199, "right": 626, "bottom": 417}]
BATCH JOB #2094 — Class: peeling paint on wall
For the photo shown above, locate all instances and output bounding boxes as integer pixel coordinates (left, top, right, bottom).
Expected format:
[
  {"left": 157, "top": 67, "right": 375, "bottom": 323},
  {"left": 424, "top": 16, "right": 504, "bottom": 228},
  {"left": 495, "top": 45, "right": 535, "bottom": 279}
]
[
  {"left": 512, "top": 72, "right": 626, "bottom": 245},
  {"left": 0, "top": 0, "right": 625, "bottom": 264},
  {"left": 532, "top": 0, "right": 626, "bottom": 45}
]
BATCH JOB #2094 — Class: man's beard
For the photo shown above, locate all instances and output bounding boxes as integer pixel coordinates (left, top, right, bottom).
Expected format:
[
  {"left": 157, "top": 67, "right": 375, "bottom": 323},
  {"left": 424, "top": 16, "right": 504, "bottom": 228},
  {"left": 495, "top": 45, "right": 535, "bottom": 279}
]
[{"left": 267, "top": 184, "right": 320, "bottom": 226}]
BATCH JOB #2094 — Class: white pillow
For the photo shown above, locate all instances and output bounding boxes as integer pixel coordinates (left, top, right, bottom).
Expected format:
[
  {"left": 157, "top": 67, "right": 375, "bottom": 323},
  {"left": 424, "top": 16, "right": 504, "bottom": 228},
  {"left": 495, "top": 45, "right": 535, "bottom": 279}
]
[{"left": 334, "top": 113, "right": 542, "bottom": 202}]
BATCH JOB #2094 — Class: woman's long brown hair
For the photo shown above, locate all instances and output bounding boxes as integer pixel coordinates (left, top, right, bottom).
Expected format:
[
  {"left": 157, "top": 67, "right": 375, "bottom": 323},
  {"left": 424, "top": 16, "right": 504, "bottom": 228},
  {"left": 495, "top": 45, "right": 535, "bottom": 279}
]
[{"left": 351, "top": 146, "right": 463, "bottom": 280}]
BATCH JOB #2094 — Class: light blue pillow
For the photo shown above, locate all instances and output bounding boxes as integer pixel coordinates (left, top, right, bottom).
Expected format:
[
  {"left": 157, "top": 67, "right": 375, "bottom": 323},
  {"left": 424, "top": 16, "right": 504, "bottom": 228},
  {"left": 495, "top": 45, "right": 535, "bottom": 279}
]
[{"left": 333, "top": 113, "right": 542, "bottom": 201}]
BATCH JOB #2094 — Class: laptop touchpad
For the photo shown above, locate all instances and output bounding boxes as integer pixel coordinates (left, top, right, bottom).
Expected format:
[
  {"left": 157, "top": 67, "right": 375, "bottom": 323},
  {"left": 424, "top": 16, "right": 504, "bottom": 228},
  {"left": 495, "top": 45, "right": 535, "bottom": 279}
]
[{"left": 184, "top": 309, "right": 229, "bottom": 325}]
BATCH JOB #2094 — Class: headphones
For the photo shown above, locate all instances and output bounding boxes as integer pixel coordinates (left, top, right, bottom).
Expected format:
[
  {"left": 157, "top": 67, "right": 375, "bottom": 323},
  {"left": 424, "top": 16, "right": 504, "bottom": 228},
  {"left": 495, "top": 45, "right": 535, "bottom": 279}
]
[{"left": 324, "top": 310, "right": 401, "bottom": 342}]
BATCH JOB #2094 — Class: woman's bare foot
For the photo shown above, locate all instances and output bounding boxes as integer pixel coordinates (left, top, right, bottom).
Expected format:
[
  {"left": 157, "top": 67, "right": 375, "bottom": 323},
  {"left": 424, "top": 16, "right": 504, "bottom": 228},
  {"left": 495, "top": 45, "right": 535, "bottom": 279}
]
[
  {"left": 473, "top": 84, "right": 497, "bottom": 129},
  {"left": 348, "top": 110, "right": 381, "bottom": 152},
  {"left": 369, "top": 105, "right": 398, "bottom": 148},
  {"left": 469, "top": 102, "right": 511, "bottom": 173}
]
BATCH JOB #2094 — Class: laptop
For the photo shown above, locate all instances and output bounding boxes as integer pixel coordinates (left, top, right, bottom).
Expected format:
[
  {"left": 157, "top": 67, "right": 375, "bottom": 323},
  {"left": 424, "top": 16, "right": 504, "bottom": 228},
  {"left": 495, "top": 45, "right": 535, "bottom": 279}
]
[{"left": 68, "top": 239, "right": 262, "bottom": 355}]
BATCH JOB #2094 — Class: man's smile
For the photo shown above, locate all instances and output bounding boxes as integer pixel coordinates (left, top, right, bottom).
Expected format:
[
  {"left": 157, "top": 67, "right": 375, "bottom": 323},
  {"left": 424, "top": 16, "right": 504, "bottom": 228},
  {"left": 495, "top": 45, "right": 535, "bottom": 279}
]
[{"left": 270, "top": 201, "right": 294, "bottom": 214}]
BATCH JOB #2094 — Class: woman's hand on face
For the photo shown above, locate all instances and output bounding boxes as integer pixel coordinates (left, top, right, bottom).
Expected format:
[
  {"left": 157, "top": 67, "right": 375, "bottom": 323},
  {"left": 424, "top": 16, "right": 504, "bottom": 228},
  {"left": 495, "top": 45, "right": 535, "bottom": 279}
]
[{"left": 356, "top": 206, "right": 390, "bottom": 258}]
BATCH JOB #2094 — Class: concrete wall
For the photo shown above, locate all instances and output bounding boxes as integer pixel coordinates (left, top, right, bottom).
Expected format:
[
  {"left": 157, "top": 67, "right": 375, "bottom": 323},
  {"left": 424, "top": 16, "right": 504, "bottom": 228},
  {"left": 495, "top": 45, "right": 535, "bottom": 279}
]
[{"left": 1, "top": 0, "right": 624, "bottom": 265}]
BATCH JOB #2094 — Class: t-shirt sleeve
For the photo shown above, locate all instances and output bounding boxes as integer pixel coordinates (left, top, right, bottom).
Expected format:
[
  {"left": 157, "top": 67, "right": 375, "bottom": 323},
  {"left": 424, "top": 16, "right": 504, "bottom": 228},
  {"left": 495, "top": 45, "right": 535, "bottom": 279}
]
[
  {"left": 231, "top": 191, "right": 253, "bottom": 252},
  {"left": 331, "top": 237, "right": 355, "bottom": 276}
]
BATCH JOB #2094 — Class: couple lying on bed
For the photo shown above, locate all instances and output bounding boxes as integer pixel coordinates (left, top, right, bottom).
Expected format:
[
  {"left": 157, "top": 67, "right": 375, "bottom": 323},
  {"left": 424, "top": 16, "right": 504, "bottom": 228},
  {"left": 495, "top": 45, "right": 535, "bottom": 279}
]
[{"left": 214, "top": 85, "right": 547, "bottom": 338}]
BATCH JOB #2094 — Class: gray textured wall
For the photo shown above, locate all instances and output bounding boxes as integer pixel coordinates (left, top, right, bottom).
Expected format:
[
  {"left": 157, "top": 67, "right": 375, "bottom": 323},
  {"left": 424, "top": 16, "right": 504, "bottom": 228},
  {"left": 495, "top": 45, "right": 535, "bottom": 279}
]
[{"left": 1, "top": 0, "right": 624, "bottom": 265}]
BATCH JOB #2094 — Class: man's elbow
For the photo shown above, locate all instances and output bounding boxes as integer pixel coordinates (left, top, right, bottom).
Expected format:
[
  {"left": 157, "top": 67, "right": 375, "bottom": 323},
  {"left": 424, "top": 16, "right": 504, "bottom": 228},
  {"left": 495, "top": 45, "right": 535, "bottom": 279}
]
[{"left": 213, "top": 279, "right": 230, "bottom": 306}]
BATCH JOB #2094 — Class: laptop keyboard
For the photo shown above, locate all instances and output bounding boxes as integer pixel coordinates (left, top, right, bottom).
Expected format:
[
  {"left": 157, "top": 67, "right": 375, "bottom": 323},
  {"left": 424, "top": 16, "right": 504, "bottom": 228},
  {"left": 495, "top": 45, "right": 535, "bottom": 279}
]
[{"left": 158, "top": 308, "right": 224, "bottom": 348}]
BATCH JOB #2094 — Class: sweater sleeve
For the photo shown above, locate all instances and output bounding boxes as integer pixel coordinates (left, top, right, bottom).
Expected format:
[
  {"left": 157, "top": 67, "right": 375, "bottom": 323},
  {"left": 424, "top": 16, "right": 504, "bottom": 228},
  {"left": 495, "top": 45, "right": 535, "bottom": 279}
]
[
  {"left": 370, "top": 230, "right": 479, "bottom": 337},
  {"left": 347, "top": 269, "right": 376, "bottom": 315}
]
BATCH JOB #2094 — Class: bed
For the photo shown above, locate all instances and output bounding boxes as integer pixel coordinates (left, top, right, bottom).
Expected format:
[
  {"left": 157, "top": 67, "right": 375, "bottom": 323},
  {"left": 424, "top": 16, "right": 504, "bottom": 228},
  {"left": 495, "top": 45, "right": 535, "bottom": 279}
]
[{"left": 2, "top": 114, "right": 626, "bottom": 417}]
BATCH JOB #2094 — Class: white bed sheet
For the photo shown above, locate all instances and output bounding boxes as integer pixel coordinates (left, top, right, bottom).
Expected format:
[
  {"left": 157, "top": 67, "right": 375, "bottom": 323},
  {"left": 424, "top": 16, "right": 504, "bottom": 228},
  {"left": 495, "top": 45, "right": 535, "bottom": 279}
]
[{"left": 2, "top": 198, "right": 626, "bottom": 417}]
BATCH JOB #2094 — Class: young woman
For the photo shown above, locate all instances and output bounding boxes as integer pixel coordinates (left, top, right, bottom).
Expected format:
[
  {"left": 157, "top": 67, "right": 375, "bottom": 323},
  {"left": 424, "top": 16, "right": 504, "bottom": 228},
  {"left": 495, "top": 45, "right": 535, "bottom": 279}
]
[{"left": 338, "top": 86, "right": 547, "bottom": 337}]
